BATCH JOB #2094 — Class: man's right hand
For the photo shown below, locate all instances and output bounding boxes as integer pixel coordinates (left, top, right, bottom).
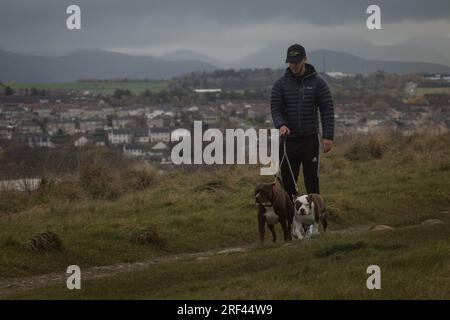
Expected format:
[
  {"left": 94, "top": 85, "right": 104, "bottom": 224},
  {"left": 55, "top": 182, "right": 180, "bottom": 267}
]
[{"left": 279, "top": 125, "right": 290, "bottom": 137}]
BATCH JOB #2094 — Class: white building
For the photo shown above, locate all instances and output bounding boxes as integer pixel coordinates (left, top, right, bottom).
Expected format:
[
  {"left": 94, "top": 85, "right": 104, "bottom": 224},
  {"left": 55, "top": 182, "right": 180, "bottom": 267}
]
[
  {"left": 149, "top": 127, "right": 171, "bottom": 142},
  {"left": 193, "top": 89, "right": 222, "bottom": 93},
  {"left": 108, "top": 129, "right": 133, "bottom": 145}
]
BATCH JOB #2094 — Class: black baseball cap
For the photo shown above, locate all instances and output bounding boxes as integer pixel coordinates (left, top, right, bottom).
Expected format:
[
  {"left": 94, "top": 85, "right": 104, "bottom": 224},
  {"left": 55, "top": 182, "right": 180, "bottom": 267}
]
[{"left": 285, "top": 44, "right": 306, "bottom": 63}]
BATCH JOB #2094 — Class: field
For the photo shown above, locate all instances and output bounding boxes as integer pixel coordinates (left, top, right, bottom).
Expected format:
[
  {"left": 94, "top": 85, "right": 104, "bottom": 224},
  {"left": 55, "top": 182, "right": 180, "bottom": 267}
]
[
  {"left": 0, "top": 131, "right": 449, "bottom": 299},
  {"left": 416, "top": 87, "right": 450, "bottom": 95},
  {"left": 9, "top": 81, "right": 168, "bottom": 95}
]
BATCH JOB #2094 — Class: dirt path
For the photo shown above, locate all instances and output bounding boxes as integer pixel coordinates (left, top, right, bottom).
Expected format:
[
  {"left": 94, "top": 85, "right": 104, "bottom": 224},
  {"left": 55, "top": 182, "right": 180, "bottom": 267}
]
[
  {"left": 0, "top": 243, "right": 258, "bottom": 298},
  {"left": 0, "top": 221, "right": 441, "bottom": 298}
]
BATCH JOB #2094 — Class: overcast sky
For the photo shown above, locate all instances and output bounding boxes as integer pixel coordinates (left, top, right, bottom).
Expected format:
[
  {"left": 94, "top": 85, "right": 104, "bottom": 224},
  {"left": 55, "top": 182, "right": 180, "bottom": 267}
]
[{"left": 1, "top": 0, "right": 450, "bottom": 61}]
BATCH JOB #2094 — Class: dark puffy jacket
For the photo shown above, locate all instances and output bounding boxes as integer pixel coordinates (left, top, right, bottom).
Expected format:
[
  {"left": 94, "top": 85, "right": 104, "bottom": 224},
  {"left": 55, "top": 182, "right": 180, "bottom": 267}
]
[{"left": 270, "top": 64, "right": 335, "bottom": 140}]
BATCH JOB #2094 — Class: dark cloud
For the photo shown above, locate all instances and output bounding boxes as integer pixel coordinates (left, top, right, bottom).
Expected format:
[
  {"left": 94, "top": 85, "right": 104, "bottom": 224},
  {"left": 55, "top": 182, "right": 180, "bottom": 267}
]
[
  {"left": 0, "top": 0, "right": 449, "bottom": 58},
  {"left": 2, "top": 0, "right": 450, "bottom": 27}
]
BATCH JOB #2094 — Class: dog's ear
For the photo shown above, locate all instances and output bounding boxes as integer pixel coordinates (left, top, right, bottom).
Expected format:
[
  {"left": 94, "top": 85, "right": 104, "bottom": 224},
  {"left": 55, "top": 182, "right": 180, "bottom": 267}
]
[
  {"left": 294, "top": 200, "right": 301, "bottom": 211},
  {"left": 269, "top": 183, "right": 277, "bottom": 200},
  {"left": 271, "top": 182, "right": 276, "bottom": 192},
  {"left": 308, "top": 194, "right": 318, "bottom": 216}
]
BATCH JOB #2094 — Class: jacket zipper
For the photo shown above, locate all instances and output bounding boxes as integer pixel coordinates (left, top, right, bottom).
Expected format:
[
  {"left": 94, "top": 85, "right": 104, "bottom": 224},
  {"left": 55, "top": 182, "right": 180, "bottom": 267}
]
[{"left": 298, "top": 72, "right": 315, "bottom": 134}]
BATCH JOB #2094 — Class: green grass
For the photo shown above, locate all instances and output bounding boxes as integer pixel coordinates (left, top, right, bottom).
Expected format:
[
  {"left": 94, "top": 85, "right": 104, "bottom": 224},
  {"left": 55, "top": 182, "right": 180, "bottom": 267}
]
[
  {"left": 9, "top": 81, "right": 168, "bottom": 95},
  {"left": 1, "top": 131, "right": 449, "bottom": 299},
  {"left": 7, "top": 223, "right": 450, "bottom": 299},
  {"left": 416, "top": 87, "right": 450, "bottom": 95}
]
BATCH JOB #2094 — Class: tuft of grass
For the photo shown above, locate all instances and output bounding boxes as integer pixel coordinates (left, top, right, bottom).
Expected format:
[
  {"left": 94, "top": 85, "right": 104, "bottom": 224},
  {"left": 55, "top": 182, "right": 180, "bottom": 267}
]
[
  {"left": 129, "top": 226, "right": 166, "bottom": 248},
  {"left": 193, "top": 179, "right": 228, "bottom": 192},
  {"left": 122, "top": 166, "right": 158, "bottom": 191},
  {"left": 23, "top": 231, "right": 63, "bottom": 253},
  {"left": 314, "top": 241, "right": 402, "bottom": 258},
  {"left": 314, "top": 241, "right": 368, "bottom": 258},
  {"left": 80, "top": 163, "right": 121, "bottom": 200},
  {"left": 344, "top": 136, "right": 388, "bottom": 161}
]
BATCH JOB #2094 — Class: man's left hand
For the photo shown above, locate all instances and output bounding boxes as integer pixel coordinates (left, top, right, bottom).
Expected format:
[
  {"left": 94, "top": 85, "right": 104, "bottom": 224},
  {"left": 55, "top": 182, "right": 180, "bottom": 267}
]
[{"left": 322, "top": 139, "right": 333, "bottom": 153}]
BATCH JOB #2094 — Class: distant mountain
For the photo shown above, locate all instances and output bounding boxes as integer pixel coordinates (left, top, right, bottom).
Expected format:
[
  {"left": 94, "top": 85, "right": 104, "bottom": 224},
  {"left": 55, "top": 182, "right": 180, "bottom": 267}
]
[
  {"left": 233, "top": 47, "right": 450, "bottom": 74},
  {"left": 0, "top": 49, "right": 218, "bottom": 83},
  {"left": 309, "top": 50, "right": 450, "bottom": 74},
  {"left": 342, "top": 43, "right": 450, "bottom": 67},
  {"left": 3, "top": 47, "right": 450, "bottom": 83},
  {"left": 161, "top": 49, "right": 226, "bottom": 68}
]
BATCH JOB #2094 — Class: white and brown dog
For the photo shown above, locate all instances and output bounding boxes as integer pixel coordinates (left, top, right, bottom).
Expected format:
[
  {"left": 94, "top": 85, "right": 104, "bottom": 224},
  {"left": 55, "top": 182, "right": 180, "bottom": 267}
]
[{"left": 292, "top": 194, "right": 328, "bottom": 239}]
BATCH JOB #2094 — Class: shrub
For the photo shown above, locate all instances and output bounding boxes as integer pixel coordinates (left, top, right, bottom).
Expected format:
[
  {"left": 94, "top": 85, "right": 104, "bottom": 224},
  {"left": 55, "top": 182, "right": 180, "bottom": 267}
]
[
  {"left": 24, "top": 231, "right": 63, "bottom": 253},
  {"left": 344, "top": 136, "right": 387, "bottom": 161},
  {"left": 80, "top": 164, "right": 121, "bottom": 200},
  {"left": 129, "top": 226, "right": 165, "bottom": 247},
  {"left": 123, "top": 167, "right": 157, "bottom": 191}
]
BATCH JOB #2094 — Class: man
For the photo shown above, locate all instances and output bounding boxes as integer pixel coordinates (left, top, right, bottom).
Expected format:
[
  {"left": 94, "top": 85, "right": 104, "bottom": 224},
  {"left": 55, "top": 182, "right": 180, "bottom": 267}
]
[{"left": 271, "top": 44, "right": 334, "bottom": 197}]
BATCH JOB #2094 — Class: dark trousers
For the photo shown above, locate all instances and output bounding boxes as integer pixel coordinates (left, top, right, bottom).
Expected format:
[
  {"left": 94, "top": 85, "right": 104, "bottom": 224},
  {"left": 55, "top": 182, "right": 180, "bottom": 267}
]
[{"left": 279, "top": 134, "right": 320, "bottom": 198}]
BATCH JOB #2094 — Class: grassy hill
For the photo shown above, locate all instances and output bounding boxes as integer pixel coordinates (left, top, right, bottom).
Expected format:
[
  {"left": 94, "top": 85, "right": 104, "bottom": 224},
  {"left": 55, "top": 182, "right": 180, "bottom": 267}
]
[{"left": 0, "top": 131, "right": 449, "bottom": 299}]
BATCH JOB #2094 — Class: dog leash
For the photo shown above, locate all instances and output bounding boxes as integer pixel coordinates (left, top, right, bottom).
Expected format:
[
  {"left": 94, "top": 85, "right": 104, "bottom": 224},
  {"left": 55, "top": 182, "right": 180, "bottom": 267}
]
[{"left": 274, "top": 136, "right": 299, "bottom": 195}]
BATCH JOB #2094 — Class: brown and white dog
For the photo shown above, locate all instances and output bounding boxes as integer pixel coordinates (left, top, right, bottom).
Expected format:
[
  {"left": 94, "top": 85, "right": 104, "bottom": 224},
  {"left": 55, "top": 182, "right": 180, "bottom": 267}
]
[
  {"left": 254, "top": 183, "right": 294, "bottom": 243},
  {"left": 292, "top": 194, "right": 328, "bottom": 239}
]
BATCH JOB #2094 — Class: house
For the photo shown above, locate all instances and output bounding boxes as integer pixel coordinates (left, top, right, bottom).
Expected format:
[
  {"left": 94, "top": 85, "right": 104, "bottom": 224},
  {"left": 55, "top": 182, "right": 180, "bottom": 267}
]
[
  {"left": 101, "top": 106, "right": 115, "bottom": 118},
  {"left": 74, "top": 136, "right": 89, "bottom": 147},
  {"left": 149, "top": 127, "right": 171, "bottom": 142},
  {"left": 122, "top": 143, "right": 147, "bottom": 157},
  {"left": 145, "top": 110, "right": 164, "bottom": 119},
  {"left": 62, "top": 108, "right": 84, "bottom": 119},
  {"left": 405, "top": 82, "right": 418, "bottom": 96},
  {"left": 202, "top": 110, "right": 219, "bottom": 126},
  {"left": 193, "top": 89, "right": 222, "bottom": 93},
  {"left": 72, "top": 133, "right": 107, "bottom": 147},
  {"left": 325, "top": 72, "right": 353, "bottom": 79},
  {"left": 423, "top": 74, "right": 443, "bottom": 81},
  {"left": 134, "top": 128, "right": 150, "bottom": 144},
  {"left": 32, "top": 107, "right": 53, "bottom": 118},
  {"left": 16, "top": 132, "right": 54, "bottom": 148},
  {"left": 80, "top": 108, "right": 100, "bottom": 120},
  {"left": 112, "top": 116, "right": 137, "bottom": 129},
  {"left": 151, "top": 141, "right": 169, "bottom": 152},
  {"left": 147, "top": 117, "right": 164, "bottom": 128},
  {"left": 108, "top": 129, "right": 134, "bottom": 145},
  {"left": 147, "top": 142, "right": 168, "bottom": 160},
  {"left": 115, "top": 106, "right": 143, "bottom": 118},
  {"left": 47, "top": 119, "right": 77, "bottom": 136},
  {"left": 0, "top": 126, "right": 13, "bottom": 140},
  {"left": 1, "top": 105, "right": 26, "bottom": 118},
  {"left": 18, "top": 120, "right": 42, "bottom": 134},
  {"left": 79, "top": 117, "right": 105, "bottom": 133}
]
